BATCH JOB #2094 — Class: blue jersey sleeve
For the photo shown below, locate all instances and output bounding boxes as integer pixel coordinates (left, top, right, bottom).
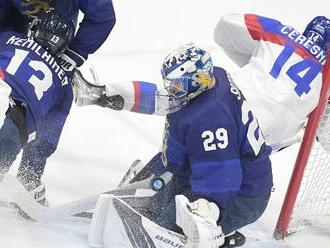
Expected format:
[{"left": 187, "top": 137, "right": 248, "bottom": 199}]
[
  {"left": 125, "top": 81, "right": 183, "bottom": 116},
  {"left": 130, "top": 81, "right": 157, "bottom": 114},
  {"left": 69, "top": 0, "right": 116, "bottom": 59}
]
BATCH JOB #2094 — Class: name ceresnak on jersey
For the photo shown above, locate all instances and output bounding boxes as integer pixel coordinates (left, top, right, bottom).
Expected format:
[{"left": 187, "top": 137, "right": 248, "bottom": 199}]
[{"left": 281, "top": 26, "right": 327, "bottom": 65}]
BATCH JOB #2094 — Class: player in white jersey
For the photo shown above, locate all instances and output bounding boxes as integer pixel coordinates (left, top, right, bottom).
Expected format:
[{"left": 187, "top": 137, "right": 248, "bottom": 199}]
[{"left": 214, "top": 14, "right": 330, "bottom": 150}]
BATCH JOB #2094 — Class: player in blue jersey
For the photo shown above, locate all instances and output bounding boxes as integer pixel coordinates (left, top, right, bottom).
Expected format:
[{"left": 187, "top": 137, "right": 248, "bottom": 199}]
[
  {"left": 88, "top": 43, "right": 273, "bottom": 248},
  {"left": 0, "top": 12, "right": 75, "bottom": 206},
  {"left": 0, "top": 0, "right": 116, "bottom": 72}
]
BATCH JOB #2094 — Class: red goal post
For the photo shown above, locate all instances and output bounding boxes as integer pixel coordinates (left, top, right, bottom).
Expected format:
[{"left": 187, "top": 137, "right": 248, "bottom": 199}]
[{"left": 274, "top": 54, "right": 330, "bottom": 239}]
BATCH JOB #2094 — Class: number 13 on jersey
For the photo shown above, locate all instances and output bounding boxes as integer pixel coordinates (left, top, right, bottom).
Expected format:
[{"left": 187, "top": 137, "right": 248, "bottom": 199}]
[{"left": 6, "top": 48, "right": 53, "bottom": 100}]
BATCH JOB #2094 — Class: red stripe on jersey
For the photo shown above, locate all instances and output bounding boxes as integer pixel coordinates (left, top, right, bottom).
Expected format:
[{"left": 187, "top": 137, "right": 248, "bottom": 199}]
[
  {"left": 245, "top": 14, "right": 264, "bottom": 40},
  {"left": 0, "top": 69, "right": 4, "bottom": 80},
  {"left": 294, "top": 46, "right": 316, "bottom": 60},
  {"left": 131, "top": 81, "right": 141, "bottom": 112},
  {"left": 245, "top": 14, "right": 317, "bottom": 62},
  {"left": 245, "top": 14, "right": 285, "bottom": 45},
  {"left": 262, "top": 33, "right": 286, "bottom": 46},
  {"left": 261, "top": 34, "right": 316, "bottom": 61}
]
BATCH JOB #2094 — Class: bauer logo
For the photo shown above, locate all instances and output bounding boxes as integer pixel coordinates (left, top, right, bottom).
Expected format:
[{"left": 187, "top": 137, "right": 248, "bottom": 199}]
[{"left": 155, "top": 235, "right": 184, "bottom": 247}]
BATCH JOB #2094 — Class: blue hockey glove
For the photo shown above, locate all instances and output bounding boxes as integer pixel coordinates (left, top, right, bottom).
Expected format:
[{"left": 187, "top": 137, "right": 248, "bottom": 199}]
[{"left": 304, "top": 16, "right": 330, "bottom": 51}]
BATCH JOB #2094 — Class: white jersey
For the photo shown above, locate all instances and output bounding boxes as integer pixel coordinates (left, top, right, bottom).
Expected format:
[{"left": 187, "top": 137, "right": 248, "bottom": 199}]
[{"left": 214, "top": 14, "right": 327, "bottom": 150}]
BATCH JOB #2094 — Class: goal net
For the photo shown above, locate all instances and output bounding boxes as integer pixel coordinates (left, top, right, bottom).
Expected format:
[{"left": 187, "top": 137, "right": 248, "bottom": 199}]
[{"left": 274, "top": 56, "right": 330, "bottom": 239}]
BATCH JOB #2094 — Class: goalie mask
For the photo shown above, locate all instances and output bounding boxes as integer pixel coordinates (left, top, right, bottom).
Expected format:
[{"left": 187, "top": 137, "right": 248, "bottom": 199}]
[
  {"left": 29, "top": 10, "right": 75, "bottom": 57},
  {"left": 161, "top": 43, "right": 214, "bottom": 104}
]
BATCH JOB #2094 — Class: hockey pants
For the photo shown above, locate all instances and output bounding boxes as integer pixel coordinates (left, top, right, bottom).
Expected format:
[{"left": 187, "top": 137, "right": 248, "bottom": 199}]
[{"left": 0, "top": 117, "right": 56, "bottom": 183}]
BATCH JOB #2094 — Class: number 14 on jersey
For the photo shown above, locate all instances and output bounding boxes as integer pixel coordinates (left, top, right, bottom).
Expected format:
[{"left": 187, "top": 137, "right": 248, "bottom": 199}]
[{"left": 270, "top": 43, "right": 322, "bottom": 97}]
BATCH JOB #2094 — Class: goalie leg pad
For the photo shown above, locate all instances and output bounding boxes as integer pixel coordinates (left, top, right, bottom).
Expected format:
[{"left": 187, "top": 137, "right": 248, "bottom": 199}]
[{"left": 89, "top": 194, "right": 185, "bottom": 248}]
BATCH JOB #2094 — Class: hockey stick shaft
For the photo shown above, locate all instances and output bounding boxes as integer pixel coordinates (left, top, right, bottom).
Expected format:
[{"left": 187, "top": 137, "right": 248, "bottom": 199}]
[{"left": 1, "top": 174, "right": 98, "bottom": 221}]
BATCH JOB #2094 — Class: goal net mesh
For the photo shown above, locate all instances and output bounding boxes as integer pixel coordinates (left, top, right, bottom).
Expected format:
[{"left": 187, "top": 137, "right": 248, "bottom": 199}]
[
  {"left": 275, "top": 56, "right": 330, "bottom": 239},
  {"left": 288, "top": 126, "right": 330, "bottom": 233}
]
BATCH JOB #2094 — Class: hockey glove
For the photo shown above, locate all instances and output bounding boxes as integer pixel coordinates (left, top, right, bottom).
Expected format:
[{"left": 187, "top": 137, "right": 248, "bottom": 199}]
[
  {"left": 175, "top": 195, "right": 224, "bottom": 248},
  {"left": 73, "top": 68, "right": 124, "bottom": 110},
  {"left": 304, "top": 16, "right": 330, "bottom": 51},
  {"left": 58, "top": 48, "right": 86, "bottom": 72}
]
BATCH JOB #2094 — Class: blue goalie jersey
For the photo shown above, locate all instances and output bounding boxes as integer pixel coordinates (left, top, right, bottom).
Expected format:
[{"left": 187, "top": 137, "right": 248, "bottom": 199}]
[
  {"left": 0, "top": 31, "right": 73, "bottom": 146},
  {"left": 161, "top": 66, "right": 273, "bottom": 221}
]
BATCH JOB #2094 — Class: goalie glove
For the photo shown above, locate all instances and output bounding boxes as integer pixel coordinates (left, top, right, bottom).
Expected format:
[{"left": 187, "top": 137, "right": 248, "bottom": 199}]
[
  {"left": 175, "top": 195, "right": 224, "bottom": 248},
  {"left": 72, "top": 68, "right": 124, "bottom": 110}
]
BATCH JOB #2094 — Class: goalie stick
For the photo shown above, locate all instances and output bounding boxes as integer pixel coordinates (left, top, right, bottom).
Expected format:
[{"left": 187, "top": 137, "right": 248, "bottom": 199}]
[
  {"left": 0, "top": 177, "right": 289, "bottom": 247},
  {"left": 117, "top": 159, "right": 145, "bottom": 188},
  {"left": 1, "top": 174, "right": 98, "bottom": 222},
  {"left": 0, "top": 173, "right": 158, "bottom": 222},
  {"left": 0, "top": 160, "right": 137, "bottom": 221}
]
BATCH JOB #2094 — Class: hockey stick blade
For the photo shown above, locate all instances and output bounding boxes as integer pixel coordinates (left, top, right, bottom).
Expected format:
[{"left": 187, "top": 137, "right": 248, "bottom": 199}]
[
  {"left": 117, "top": 159, "right": 143, "bottom": 188},
  {"left": 1, "top": 174, "right": 99, "bottom": 222}
]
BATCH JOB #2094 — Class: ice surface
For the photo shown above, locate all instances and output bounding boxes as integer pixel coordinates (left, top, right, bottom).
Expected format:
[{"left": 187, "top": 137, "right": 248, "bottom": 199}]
[{"left": 0, "top": 0, "right": 330, "bottom": 247}]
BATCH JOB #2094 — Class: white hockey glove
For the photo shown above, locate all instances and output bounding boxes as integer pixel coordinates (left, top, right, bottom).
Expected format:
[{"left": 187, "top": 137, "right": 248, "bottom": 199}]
[
  {"left": 72, "top": 66, "right": 124, "bottom": 110},
  {"left": 175, "top": 195, "right": 225, "bottom": 248}
]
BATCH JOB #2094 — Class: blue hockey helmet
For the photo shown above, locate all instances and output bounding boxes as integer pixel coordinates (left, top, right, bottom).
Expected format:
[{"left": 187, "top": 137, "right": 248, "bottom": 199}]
[
  {"left": 303, "top": 16, "right": 330, "bottom": 51},
  {"left": 161, "top": 43, "right": 214, "bottom": 102},
  {"left": 30, "top": 10, "right": 76, "bottom": 57}
]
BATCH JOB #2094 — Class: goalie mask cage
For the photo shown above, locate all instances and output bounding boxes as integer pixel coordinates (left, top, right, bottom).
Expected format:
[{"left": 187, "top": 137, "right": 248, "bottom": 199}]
[{"left": 274, "top": 55, "right": 330, "bottom": 240}]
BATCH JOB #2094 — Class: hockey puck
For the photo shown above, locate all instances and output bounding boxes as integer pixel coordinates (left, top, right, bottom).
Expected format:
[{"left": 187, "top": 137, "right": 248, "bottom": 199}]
[{"left": 151, "top": 178, "right": 165, "bottom": 191}]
